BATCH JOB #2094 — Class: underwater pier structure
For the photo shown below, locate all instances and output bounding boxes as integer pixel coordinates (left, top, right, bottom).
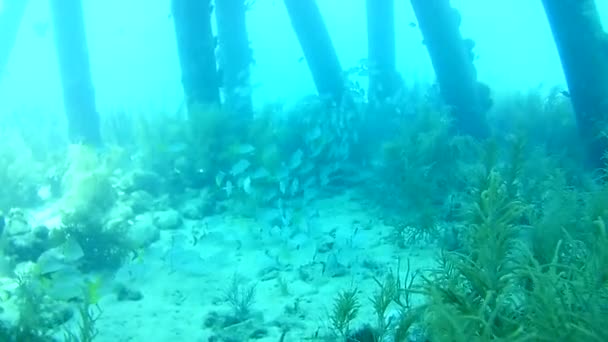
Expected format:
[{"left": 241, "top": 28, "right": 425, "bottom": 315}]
[
  {"left": 171, "top": 0, "right": 220, "bottom": 112},
  {"left": 410, "top": 0, "right": 491, "bottom": 138},
  {"left": 3, "top": 0, "right": 608, "bottom": 168},
  {"left": 542, "top": 0, "right": 608, "bottom": 167},
  {"left": 215, "top": 0, "right": 253, "bottom": 119},
  {"left": 365, "top": 0, "right": 399, "bottom": 103},
  {"left": 283, "top": 0, "right": 345, "bottom": 104},
  {"left": 0, "top": 0, "right": 29, "bottom": 79},
  {"left": 49, "top": 0, "right": 101, "bottom": 146}
]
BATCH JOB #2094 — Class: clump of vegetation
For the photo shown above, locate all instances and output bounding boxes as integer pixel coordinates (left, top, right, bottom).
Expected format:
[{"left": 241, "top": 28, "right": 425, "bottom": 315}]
[
  {"left": 368, "top": 259, "right": 420, "bottom": 342},
  {"left": 60, "top": 144, "right": 116, "bottom": 220},
  {"left": 329, "top": 288, "right": 360, "bottom": 339},
  {"left": 0, "top": 131, "right": 44, "bottom": 211},
  {"left": 390, "top": 214, "right": 440, "bottom": 248},
  {"left": 1, "top": 272, "right": 72, "bottom": 341},
  {"left": 223, "top": 273, "right": 257, "bottom": 323},
  {"left": 63, "top": 280, "right": 103, "bottom": 342},
  {"left": 490, "top": 87, "right": 580, "bottom": 157},
  {"left": 57, "top": 144, "right": 132, "bottom": 272},
  {"left": 0, "top": 266, "right": 104, "bottom": 341},
  {"left": 327, "top": 260, "right": 421, "bottom": 341},
  {"left": 401, "top": 147, "right": 608, "bottom": 340},
  {"left": 11, "top": 274, "right": 55, "bottom": 341},
  {"left": 55, "top": 211, "right": 132, "bottom": 272},
  {"left": 418, "top": 170, "right": 526, "bottom": 340},
  {"left": 129, "top": 104, "right": 249, "bottom": 187},
  {"left": 378, "top": 102, "right": 478, "bottom": 247},
  {"left": 336, "top": 103, "right": 608, "bottom": 340}
]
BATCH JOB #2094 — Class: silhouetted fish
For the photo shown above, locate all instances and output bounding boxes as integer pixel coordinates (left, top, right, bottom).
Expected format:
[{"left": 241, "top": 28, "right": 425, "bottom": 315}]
[{"left": 230, "top": 159, "right": 251, "bottom": 176}]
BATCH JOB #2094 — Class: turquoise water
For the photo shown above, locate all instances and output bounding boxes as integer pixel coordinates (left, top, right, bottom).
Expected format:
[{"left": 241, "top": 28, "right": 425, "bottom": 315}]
[
  {"left": 0, "top": 1, "right": 607, "bottom": 341},
  {"left": 3, "top": 0, "right": 597, "bottom": 111}
]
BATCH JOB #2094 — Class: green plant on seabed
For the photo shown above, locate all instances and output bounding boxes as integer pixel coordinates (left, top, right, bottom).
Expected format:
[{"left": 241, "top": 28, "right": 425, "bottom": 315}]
[
  {"left": 379, "top": 104, "right": 477, "bottom": 249},
  {"left": 0, "top": 131, "right": 43, "bottom": 211},
  {"left": 329, "top": 288, "right": 360, "bottom": 339},
  {"left": 56, "top": 211, "right": 132, "bottom": 272},
  {"left": 370, "top": 258, "right": 421, "bottom": 342},
  {"left": 56, "top": 144, "right": 133, "bottom": 272},
  {"left": 64, "top": 280, "right": 103, "bottom": 342},
  {"left": 326, "top": 259, "right": 421, "bottom": 342},
  {"left": 60, "top": 144, "right": 116, "bottom": 219},
  {"left": 403, "top": 159, "right": 608, "bottom": 341},
  {"left": 390, "top": 207, "right": 440, "bottom": 248},
  {"left": 422, "top": 170, "right": 527, "bottom": 340},
  {"left": 223, "top": 273, "right": 257, "bottom": 323},
  {"left": 11, "top": 274, "right": 55, "bottom": 341}
]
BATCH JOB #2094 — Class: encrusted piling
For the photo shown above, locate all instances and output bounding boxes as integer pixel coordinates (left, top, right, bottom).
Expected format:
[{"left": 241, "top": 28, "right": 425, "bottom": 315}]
[
  {"left": 542, "top": 0, "right": 608, "bottom": 167},
  {"left": 171, "top": 0, "right": 220, "bottom": 111},
  {"left": 0, "top": 0, "right": 29, "bottom": 78},
  {"left": 366, "top": 0, "right": 400, "bottom": 103},
  {"left": 215, "top": 0, "right": 253, "bottom": 118},
  {"left": 49, "top": 0, "right": 101, "bottom": 145},
  {"left": 284, "top": 0, "right": 344, "bottom": 104},
  {"left": 410, "top": 0, "right": 490, "bottom": 138}
]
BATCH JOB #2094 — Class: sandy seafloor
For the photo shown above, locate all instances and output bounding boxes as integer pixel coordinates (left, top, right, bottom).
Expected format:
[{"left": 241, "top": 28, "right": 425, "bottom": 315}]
[{"left": 24, "top": 189, "right": 435, "bottom": 341}]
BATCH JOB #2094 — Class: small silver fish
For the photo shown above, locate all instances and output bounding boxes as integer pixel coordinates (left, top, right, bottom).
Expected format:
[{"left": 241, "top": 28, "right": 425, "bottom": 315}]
[
  {"left": 61, "top": 238, "right": 84, "bottom": 262},
  {"left": 263, "top": 189, "right": 278, "bottom": 203},
  {"left": 235, "top": 86, "right": 252, "bottom": 97},
  {"left": 215, "top": 171, "right": 226, "bottom": 187},
  {"left": 224, "top": 180, "right": 233, "bottom": 197},
  {"left": 277, "top": 198, "right": 285, "bottom": 212},
  {"left": 276, "top": 165, "right": 290, "bottom": 180},
  {"left": 338, "top": 142, "right": 350, "bottom": 160},
  {"left": 288, "top": 149, "right": 303, "bottom": 170},
  {"left": 339, "top": 115, "right": 346, "bottom": 129},
  {"left": 309, "top": 142, "right": 325, "bottom": 158},
  {"left": 303, "top": 188, "right": 318, "bottom": 204},
  {"left": 298, "top": 161, "right": 315, "bottom": 175},
  {"left": 230, "top": 159, "right": 251, "bottom": 176},
  {"left": 302, "top": 176, "right": 316, "bottom": 189},
  {"left": 37, "top": 185, "right": 52, "bottom": 201},
  {"left": 242, "top": 176, "right": 252, "bottom": 194},
  {"left": 329, "top": 145, "right": 339, "bottom": 159},
  {"left": 235, "top": 144, "right": 255, "bottom": 154},
  {"left": 281, "top": 210, "right": 292, "bottom": 227},
  {"left": 279, "top": 179, "right": 287, "bottom": 194},
  {"left": 331, "top": 111, "right": 339, "bottom": 127},
  {"left": 37, "top": 252, "right": 69, "bottom": 275},
  {"left": 251, "top": 167, "right": 270, "bottom": 180},
  {"left": 167, "top": 142, "right": 188, "bottom": 154},
  {"left": 320, "top": 168, "right": 331, "bottom": 186},
  {"left": 290, "top": 178, "right": 299, "bottom": 196},
  {"left": 305, "top": 126, "right": 321, "bottom": 142}
]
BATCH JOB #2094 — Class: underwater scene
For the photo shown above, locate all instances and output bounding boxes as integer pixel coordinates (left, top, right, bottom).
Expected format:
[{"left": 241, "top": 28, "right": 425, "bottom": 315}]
[{"left": 2, "top": 0, "right": 608, "bottom": 341}]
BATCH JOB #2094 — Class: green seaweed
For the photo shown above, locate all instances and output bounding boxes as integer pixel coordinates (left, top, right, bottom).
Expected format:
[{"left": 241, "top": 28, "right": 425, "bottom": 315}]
[
  {"left": 223, "top": 273, "right": 257, "bottom": 323},
  {"left": 401, "top": 150, "right": 608, "bottom": 342},
  {"left": 0, "top": 131, "right": 44, "bottom": 211},
  {"left": 63, "top": 280, "right": 103, "bottom": 342},
  {"left": 56, "top": 211, "right": 131, "bottom": 272},
  {"left": 379, "top": 103, "right": 478, "bottom": 247},
  {"left": 60, "top": 144, "right": 116, "bottom": 220},
  {"left": 329, "top": 288, "right": 360, "bottom": 339}
]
